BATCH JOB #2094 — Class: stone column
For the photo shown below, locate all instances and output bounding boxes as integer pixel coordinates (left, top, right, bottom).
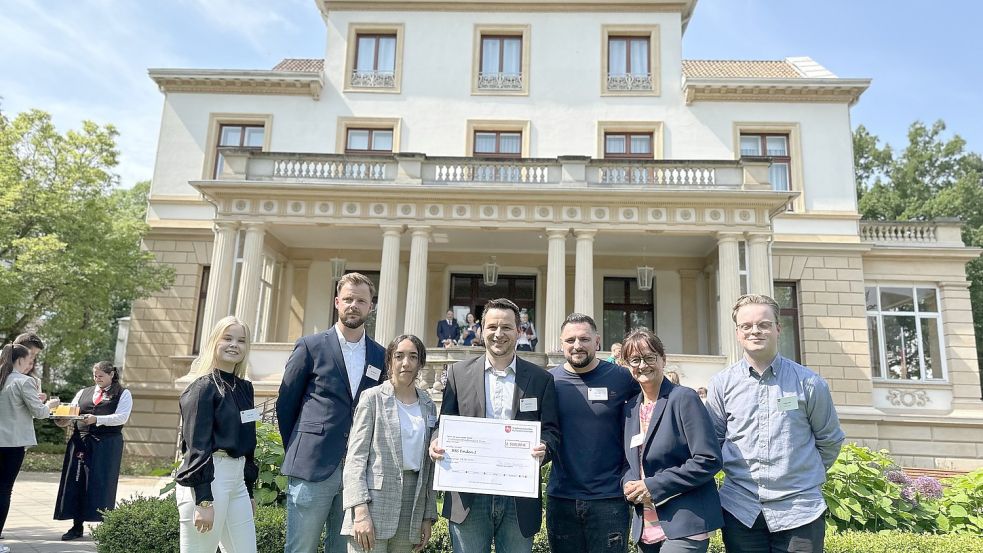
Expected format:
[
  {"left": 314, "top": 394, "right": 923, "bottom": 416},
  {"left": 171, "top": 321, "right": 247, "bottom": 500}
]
[
  {"left": 573, "top": 229, "right": 597, "bottom": 316},
  {"left": 544, "top": 228, "right": 568, "bottom": 353},
  {"left": 375, "top": 225, "right": 404, "bottom": 346},
  {"left": 747, "top": 232, "right": 773, "bottom": 296},
  {"left": 679, "top": 269, "right": 701, "bottom": 354},
  {"left": 289, "top": 260, "right": 310, "bottom": 339},
  {"left": 234, "top": 223, "right": 266, "bottom": 334},
  {"left": 199, "top": 222, "right": 238, "bottom": 353},
  {"left": 403, "top": 226, "right": 431, "bottom": 339},
  {"left": 717, "top": 232, "right": 742, "bottom": 362},
  {"left": 275, "top": 261, "right": 295, "bottom": 342}
]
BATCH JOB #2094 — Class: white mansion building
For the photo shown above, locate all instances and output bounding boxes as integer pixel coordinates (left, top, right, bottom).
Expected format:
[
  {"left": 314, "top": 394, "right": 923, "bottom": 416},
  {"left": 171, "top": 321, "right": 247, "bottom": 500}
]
[{"left": 123, "top": 0, "right": 983, "bottom": 469}]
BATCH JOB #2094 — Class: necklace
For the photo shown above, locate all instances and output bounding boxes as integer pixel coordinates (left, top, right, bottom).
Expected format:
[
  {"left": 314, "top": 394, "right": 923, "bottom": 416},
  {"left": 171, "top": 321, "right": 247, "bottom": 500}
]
[{"left": 215, "top": 370, "right": 237, "bottom": 392}]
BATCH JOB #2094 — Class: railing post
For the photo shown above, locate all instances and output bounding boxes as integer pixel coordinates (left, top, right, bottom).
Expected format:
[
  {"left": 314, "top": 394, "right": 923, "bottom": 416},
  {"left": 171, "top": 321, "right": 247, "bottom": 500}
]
[
  {"left": 395, "top": 152, "right": 424, "bottom": 184},
  {"left": 559, "top": 155, "right": 590, "bottom": 187}
]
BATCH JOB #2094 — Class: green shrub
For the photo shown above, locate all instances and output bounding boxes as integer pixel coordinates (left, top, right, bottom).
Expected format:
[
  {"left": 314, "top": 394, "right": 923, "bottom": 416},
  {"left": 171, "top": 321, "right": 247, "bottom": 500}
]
[
  {"left": 254, "top": 421, "right": 289, "bottom": 506},
  {"left": 823, "top": 530, "right": 983, "bottom": 553},
  {"left": 938, "top": 468, "right": 983, "bottom": 534},
  {"left": 92, "top": 495, "right": 180, "bottom": 553}
]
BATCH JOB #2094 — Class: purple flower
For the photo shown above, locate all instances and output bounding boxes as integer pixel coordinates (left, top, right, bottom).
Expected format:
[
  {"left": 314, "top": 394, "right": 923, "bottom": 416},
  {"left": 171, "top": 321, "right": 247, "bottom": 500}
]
[
  {"left": 900, "top": 486, "right": 917, "bottom": 504},
  {"left": 913, "top": 476, "right": 943, "bottom": 500},
  {"left": 885, "top": 469, "right": 911, "bottom": 485}
]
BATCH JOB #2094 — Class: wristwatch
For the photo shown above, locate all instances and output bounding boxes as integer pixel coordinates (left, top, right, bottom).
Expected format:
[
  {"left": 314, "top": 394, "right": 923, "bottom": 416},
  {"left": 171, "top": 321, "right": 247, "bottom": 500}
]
[{"left": 197, "top": 500, "right": 213, "bottom": 509}]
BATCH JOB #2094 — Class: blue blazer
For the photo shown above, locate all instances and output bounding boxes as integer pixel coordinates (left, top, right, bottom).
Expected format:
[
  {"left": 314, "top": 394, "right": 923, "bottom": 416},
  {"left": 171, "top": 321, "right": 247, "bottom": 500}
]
[
  {"left": 622, "top": 379, "right": 723, "bottom": 541},
  {"left": 276, "top": 327, "right": 386, "bottom": 482},
  {"left": 436, "top": 319, "right": 460, "bottom": 346}
]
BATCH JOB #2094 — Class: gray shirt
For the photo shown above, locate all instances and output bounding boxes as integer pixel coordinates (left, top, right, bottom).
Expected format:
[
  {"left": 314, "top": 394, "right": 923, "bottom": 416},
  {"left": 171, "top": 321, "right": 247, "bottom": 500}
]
[{"left": 706, "top": 354, "right": 845, "bottom": 532}]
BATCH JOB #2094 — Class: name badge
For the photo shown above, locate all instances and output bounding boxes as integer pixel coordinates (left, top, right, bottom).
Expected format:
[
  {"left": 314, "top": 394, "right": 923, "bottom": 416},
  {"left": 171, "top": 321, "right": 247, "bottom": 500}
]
[
  {"left": 240, "top": 408, "right": 261, "bottom": 424},
  {"left": 629, "top": 433, "right": 645, "bottom": 449},
  {"left": 776, "top": 395, "right": 798, "bottom": 412},
  {"left": 587, "top": 387, "right": 608, "bottom": 401},
  {"left": 519, "top": 398, "right": 538, "bottom": 412},
  {"left": 365, "top": 365, "right": 382, "bottom": 381},
  {"left": 427, "top": 415, "right": 438, "bottom": 428}
]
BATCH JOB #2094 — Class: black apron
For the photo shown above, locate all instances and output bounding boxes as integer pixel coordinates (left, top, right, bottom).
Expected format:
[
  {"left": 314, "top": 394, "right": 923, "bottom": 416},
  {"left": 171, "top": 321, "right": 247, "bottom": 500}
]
[{"left": 53, "top": 386, "right": 126, "bottom": 522}]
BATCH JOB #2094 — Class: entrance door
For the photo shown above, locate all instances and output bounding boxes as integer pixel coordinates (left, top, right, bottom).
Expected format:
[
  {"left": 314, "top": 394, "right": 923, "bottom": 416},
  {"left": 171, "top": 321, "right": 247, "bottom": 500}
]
[
  {"left": 449, "top": 273, "right": 536, "bottom": 326},
  {"left": 602, "top": 277, "right": 655, "bottom": 348}
]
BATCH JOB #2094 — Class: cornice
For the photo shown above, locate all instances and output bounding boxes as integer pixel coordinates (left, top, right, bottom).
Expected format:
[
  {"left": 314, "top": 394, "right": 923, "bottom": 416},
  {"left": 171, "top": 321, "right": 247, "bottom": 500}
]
[
  {"left": 319, "top": 0, "right": 695, "bottom": 20},
  {"left": 683, "top": 77, "right": 871, "bottom": 106},
  {"left": 148, "top": 69, "right": 323, "bottom": 100}
]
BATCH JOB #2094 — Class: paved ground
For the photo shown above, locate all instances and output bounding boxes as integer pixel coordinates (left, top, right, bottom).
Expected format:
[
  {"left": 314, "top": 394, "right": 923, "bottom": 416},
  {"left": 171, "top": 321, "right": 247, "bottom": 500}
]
[{"left": 1, "top": 472, "right": 165, "bottom": 553}]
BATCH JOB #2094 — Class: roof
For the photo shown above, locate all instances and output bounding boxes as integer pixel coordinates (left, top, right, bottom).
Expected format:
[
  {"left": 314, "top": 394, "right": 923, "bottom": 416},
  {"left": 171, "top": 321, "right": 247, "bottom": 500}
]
[
  {"left": 682, "top": 57, "right": 838, "bottom": 79},
  {"left": 272, "top": 58, "right": 324, "bottom": 72}
]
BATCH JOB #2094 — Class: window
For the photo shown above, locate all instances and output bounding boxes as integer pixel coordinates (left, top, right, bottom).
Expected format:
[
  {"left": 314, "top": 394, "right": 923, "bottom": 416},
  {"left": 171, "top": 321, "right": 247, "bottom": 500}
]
[
  {"left": 604, "top": 132, "right": 653, "bottom": 159},
  {"left": 773, "top": 282, "right": 801, "bottom": 363},
  {"left": 738, "top": 241, "right": 749, "bottom": 294},
  {"left": 254, "top": 255, "right": 280, "bottom": 342},
  {"left": 214, "top": 124, "right": 264, "bottom": 178},
  {"left": 603, "top": 277, "right": 655, "bottom": 348},
  {"left": 601, "top": 26, "right": 660, "bottom": 95},
  {"left": 228, "top": 229, "right": 246, "bottom": 315},
  {"left": 345, "top": 24, "right": 404, "bottom": 92},
  {"left": 740, "top": 133, "right": 791, "bottom": 192},
  {"left": 473, "top": 131, "right": 522, "bottom": 157},
  {"left": 866, "top": 285, "right": 945, "bottom": 381},
  {"left": 449, "top": 274, "right": 536, "bottom": 325},
  {"left": 191, "top": 266, "right": 211, "bottom": 355},
  {"left": 345, "top": 128, "right": 394, "bottom": 154},
  {"left": 478, "top": 36, "right": 522, "bottom": 90},
  {"left": 353, "top": 34, "right": 396, "bottom": 87}
]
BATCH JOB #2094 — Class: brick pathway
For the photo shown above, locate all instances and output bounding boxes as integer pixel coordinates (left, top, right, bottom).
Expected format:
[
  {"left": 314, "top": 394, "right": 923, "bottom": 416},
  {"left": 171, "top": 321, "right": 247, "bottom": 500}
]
[{"left": 1, "top": 472, "right": 165, "bottom": 553}]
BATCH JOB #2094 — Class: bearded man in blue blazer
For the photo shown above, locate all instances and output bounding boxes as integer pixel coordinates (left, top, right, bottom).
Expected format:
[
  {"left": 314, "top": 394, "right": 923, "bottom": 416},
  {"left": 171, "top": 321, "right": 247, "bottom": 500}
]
[{"left": 277, "top": 272, "right": 387, "bottom": 553}]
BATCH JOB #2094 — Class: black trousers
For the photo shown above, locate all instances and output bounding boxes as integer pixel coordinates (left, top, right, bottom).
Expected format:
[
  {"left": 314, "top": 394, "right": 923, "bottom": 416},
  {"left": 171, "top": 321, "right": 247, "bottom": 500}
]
[
  {"left": 721, "top": 509, "right": 824, "bottom": 553},
  {"left": 0, "top": 446, "right": 27, "bottom": 536}
]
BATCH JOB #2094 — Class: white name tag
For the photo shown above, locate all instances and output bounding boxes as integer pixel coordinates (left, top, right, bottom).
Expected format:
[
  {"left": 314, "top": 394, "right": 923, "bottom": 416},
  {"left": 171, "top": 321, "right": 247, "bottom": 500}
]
[
  {"left": 629, "top": 433, "right": 645, "bottom": 449},
  {"left": 587, "top": 387, "right": 608, "bottom": 401},
  {"left": 776, "top": 395, "right": 798, "bottom": 411},
  {"left": 365, "top": 365, "right": 382, "bottom": 381},
  {"left": 519, "top": 398, "right": 538, "bottom": 412},
  {"left": 240, "top": 408, "right": 261, "bottom": 424},
  {"left": 427, "top": 415, "right": 438, "bottom": 428}
]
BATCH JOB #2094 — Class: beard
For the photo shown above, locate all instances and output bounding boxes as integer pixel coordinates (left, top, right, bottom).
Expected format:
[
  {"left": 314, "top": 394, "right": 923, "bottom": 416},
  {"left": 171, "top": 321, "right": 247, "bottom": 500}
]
[
  {"left": 340, "top": 310, "right": 368, "bottom": 329},
  {"left": 566, "top": 350, "right": 595, "bottom": 369}
]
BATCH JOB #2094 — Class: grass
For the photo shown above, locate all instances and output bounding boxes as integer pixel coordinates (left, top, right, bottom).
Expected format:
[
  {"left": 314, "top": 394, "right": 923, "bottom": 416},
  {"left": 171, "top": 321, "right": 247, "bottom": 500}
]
[{"left": 22, "top": 443, "right": 174, "bottom": 477}]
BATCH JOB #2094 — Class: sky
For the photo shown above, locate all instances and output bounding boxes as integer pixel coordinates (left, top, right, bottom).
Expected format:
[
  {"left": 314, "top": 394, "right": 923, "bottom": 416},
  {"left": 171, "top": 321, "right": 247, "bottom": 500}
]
[{"left": 1, "top": 0, "right": 980, "bottom": 188}]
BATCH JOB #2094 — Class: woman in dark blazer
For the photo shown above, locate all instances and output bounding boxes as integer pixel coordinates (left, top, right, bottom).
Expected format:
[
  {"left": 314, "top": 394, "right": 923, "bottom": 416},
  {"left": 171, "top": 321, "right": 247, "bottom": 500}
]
[{"left": 621, "top": 328, "right": 723, "bottom": 553}]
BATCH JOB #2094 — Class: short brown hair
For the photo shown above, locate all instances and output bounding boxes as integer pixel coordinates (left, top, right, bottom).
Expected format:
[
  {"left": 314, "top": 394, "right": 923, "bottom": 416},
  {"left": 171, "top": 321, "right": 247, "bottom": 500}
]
[
  {"left": 337, "top": 272, "right": 376, "bottom": 299},
  {"left": 621, "top": 327, "right": 666, "bottom": 360},
  {"left": 731, "top": 294, "right": 781, "bottom": 323},
  {"left": 483, "top": 298, "right": 520, "bottom": 326},
  {"left": 14, "top": 333, "right": 44, "bottom": 351}
]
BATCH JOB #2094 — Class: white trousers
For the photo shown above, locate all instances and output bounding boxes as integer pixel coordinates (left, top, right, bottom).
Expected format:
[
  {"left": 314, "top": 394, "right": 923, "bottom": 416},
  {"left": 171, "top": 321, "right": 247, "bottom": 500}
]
[{"left": 176, "top": 454, "right": 257, "bottom": 553}]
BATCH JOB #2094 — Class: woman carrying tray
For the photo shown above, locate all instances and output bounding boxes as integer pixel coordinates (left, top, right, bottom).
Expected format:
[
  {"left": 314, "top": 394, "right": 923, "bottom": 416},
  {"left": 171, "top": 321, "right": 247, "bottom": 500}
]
[{"left": 53, "top": 361, "right": 132, "bottom": 541}]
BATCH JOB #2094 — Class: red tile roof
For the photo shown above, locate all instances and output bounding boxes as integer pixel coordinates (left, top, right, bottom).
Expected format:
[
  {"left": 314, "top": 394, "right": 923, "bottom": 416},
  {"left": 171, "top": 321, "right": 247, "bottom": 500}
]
[
  {"left": 682, "top": 59, "right": 803, "bottom": 79},
  {"left": 272, "top": 58, "right": 324, "bottom": 72}
]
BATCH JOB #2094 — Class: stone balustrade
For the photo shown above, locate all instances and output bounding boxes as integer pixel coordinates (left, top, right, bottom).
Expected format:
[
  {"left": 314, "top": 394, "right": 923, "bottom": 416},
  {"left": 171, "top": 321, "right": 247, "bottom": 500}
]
[{"left": 860, "top": 220, "right": 966, "bottom": 247}]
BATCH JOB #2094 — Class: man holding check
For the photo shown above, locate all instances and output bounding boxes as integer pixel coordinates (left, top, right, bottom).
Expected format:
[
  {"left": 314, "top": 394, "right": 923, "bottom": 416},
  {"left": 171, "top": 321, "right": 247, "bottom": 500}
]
[{"left": 429, "top": 298, "right": 560, "bottom": 553}]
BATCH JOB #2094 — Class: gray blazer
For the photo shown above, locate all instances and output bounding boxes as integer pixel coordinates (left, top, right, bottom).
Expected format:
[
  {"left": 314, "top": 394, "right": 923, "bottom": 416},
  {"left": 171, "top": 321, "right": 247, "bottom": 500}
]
[
  {"left": 0, "top": 372, "right": 50, "bottom": 447},
  {"left": 341, "top": 381, "right": 439, "bottom": 541}
]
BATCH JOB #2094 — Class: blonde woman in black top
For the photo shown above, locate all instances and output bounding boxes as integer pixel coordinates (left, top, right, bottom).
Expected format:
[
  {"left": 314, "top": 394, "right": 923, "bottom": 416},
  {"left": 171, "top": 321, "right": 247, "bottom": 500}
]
[{"left": 175, "top": 316, "right": 258, "bottom": 553}]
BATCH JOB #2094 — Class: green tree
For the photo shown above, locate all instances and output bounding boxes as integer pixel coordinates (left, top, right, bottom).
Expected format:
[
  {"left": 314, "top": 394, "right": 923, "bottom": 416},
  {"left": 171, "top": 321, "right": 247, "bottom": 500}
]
[
  {"left": 0, "top": 109, "right": 173, "bottom": 388},
  {"left": 855, "top": 121, "right": 983, "bottom": 388}
]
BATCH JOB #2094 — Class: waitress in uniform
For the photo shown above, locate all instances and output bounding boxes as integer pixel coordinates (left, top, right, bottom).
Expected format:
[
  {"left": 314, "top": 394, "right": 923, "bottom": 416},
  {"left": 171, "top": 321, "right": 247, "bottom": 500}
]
[{"left": 54, "top": 361, "right": 132, "bottom": 540}]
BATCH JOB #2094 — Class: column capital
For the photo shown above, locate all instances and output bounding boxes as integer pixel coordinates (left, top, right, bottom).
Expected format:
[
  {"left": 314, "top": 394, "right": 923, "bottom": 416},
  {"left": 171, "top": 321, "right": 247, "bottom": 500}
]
[
  {"left": 241, "top": 221, "right": 267, "bottom": 233},
  {"left": 678, "top": 268, "right": 703, "bottom": 279},
  {"left": 574, "top": 228, "right": 598, "bottom": 240},
  {"left": 214, "top": 221, "right": 239, "bottom": 232},
  {"left": 292, "top": 259, "right": 313, "bottom": 270},
  {"left": 716, "top": 231, "right": 742, "bottom": 243},
  {"left": 407, "top": 225, "right": 432, "bottom": 237},
  {"left": 746, "top": 232, "right": 771, "bottom": 244},
  {"left": 380, "top": 224, "right": 405, "bottom": 236},
  {"left": 545, "top": 227, "right": 569, "bottom": 239}
]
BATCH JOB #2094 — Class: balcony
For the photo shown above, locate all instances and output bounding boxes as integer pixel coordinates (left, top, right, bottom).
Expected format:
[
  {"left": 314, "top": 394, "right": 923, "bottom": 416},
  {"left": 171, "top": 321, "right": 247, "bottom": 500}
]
[
  {"left": 859, "top": 220, "right": 966, "bottom": 248},
  {"left": 215, "top": 149, "right": 776, "bottom": 191},
  {"left": 477, "top": 72, "right": 523, "bottom": 90},
  {"left": 607, "top": 72, "right": 653, "bottom": 91},
  {"left": 350, "top": 69, "right": 395, "bottom": 88}
]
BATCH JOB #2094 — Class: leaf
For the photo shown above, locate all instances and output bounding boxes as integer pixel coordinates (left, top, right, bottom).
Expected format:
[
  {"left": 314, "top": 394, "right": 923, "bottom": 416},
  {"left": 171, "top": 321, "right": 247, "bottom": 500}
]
[
  {"left": 274, "top": 475, "right": 288, "bottom": 491},
  {"left": 948, "top": 504, "right": 969, "bottom": 518},
  {"left": 936, "top": 514, "right": 950, "bottom": 531},
  {"left": 259, "top": 471, "right": 275, "bottom": 484}
]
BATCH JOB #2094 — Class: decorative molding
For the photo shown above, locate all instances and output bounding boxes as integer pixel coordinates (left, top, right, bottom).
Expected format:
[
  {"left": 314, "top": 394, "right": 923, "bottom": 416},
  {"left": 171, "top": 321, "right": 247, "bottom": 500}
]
[
  {"left": 149, "top": 69, "right": 322, "bottom": 99},
  {"left": 685, "top": 78, "right": 870, "bottom": 106}
]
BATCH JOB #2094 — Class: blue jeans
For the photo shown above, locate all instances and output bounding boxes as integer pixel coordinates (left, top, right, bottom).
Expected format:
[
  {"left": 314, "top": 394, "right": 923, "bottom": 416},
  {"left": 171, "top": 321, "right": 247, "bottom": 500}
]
[
  {"left": 285, "top": 465, "right": 346, "bottom": 553},
  {"left": 546, "top": 496, "right": 630, "bottom": 553},
  {"left": 449, "top": 494, "right": 532, "bottom": 553}
]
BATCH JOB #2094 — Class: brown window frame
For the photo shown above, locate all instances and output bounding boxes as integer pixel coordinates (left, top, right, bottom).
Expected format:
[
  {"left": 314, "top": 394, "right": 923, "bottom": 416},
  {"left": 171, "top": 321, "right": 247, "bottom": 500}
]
[
  {"left": 214, "top": 124, "right": 264, "bottom": 178},
  {"left": 602, "top": 276, "right": 655, "bottom": 349},
  {"left": 774, "top": 281, "right": 802, "bottom": 363},
  {"left": 345, "top": 128, "right": 394, "bottom": 155},
  {"left": 479, "top": 35, "right": 522, "bottom": 74},
  {"left": 472, "top": 130, "right": 522, "bottom": 158},
  {"left": 354, "top": 33, "right": 397, "bottom": 72},
  {"left": 603, "top": 132, "right": 654, "bottom": 159},
  {"left": 191, "top": 266, "right": 211, "bottom": 355},
  {"left": 607, "top": 36, "right": 651, "bottom": 75},
  {"left": 740, "top": 132, "right": 791, "bottom": 187}
]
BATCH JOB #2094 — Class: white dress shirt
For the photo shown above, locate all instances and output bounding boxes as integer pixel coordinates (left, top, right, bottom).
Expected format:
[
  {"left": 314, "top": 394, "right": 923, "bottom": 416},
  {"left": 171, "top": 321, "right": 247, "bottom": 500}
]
[
  {"left": 336, "top": 327, "right": 367, "bottom": 397},
  {"left": 483, "top": 355, "right": 517, "bottom": 420},
  {"left": 396, "top": 398, "right": 425, "bottom": 471},
  {"left": 70, "top": 387, "right": 133, "bottom": 426}
]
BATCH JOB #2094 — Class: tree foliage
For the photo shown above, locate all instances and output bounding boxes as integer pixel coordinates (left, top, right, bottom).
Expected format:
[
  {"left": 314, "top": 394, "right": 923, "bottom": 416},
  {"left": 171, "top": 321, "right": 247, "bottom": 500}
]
[
  {"left": 0, "top": 109, "right": 172, "bottom": 385},
  {"left": 855, "top": 121, "right": 983, "bottom": 382}
]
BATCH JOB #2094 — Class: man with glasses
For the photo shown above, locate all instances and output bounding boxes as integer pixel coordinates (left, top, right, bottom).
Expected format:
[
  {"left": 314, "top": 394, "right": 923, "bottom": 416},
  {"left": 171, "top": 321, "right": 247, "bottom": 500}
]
[
  {"left": 545, "top": 314, "right": 638, "bottom": 553},
  {"left": 706, "top": 294, "right": 844, "bottom": 553}
]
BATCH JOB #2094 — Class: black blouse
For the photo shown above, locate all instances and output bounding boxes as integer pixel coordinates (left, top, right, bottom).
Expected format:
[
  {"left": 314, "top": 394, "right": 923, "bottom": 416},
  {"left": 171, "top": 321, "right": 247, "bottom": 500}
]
[{"left": 175, "top": 370, "right": 258, "bottom": 503}]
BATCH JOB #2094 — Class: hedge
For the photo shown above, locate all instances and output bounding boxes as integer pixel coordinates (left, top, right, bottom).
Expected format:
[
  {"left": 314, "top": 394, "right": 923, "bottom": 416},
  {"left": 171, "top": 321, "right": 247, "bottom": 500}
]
[{"left": 93, "top": 496, "right": 983, "bottom": 553}]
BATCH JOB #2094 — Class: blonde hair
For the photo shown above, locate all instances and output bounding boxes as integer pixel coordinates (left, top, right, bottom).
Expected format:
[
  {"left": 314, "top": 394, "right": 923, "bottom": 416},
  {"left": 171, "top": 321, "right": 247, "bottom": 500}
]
[
  {"left": 731, "top": 294, "right": 781, "bottom": 323},
  {"left": 337, "top": 272, "right": 376, "bottom": 298},
  {"left": 190, "top": 316, "right": 251, "bottom": 393}
]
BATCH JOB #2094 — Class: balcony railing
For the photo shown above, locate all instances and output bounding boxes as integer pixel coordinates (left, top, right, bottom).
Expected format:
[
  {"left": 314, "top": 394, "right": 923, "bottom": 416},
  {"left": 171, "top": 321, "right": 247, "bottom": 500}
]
[
  {"left": 607, "top": 73, "right": 652, "bottom": 91},
  {"left": 351, "top": 70, "right": 395, "bottom": 88},
  {"left": 859, "top": 220, "right": 966, "bottom": 247},
  {"left": 477, "top": 72, "right": 523, "bottom": 90},
  {"left": 215, "top": 150, "right": 775, "bottom": 191}
]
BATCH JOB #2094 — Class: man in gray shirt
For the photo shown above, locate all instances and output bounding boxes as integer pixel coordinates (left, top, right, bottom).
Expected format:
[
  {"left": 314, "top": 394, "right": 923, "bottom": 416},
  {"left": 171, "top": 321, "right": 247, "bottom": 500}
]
[{"left": 706, "top": 294, "right": 844, "bottom": 553}]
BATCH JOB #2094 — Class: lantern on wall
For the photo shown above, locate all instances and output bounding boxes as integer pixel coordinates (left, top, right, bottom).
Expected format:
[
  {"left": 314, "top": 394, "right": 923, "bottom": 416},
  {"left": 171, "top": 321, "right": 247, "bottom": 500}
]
[
  {"left": 483, "top": 256, "right": 500, "bottom": 286},
  {"left": 636, "top": 265, "right": 655, "bottom": 291},
  {"left": 330, "top": 257, "right": 347, "bottom": 280}
]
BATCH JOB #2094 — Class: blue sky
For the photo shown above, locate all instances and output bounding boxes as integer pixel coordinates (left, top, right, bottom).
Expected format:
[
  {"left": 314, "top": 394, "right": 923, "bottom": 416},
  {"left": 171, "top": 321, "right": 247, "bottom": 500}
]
[{"left": 1, "top": 0, "right": 980, "bottom": 187}]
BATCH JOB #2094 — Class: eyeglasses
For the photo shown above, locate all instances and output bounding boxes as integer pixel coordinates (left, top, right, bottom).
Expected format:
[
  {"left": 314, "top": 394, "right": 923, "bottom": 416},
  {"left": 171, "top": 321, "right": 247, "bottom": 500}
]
[
  {"left": 625, "top": 355, "right": 662, "bottom": 368},
  {"left": 736, "top": 321, "right": 776, "bottom": 333}
]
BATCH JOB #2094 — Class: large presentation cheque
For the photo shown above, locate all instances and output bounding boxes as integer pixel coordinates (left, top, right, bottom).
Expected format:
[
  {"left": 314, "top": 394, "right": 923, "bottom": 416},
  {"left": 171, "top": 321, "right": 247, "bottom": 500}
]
[{"left": 433, "top": 415, "right": 541, "bottom": 499}]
